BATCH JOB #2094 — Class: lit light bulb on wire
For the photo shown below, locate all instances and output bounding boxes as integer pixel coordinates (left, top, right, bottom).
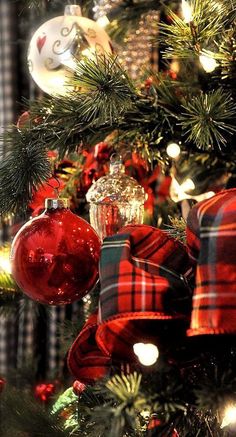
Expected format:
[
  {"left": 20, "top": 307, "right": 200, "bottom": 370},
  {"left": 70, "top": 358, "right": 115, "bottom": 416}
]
[
  {"left": 133, "top": 343, "right": 159, "bottom": 366},
  {"left": 199, "top": 54, "right": 218, "bottom": 73},
  {"left": 0, "top": 247, "right": 11, "bottom": 274},
  {"left": 181, "top": 178, "right": 195, "bottom": 193},
  {"left": 221, "top": 405, "right": 236, "bottom": 429},
  {"left": 182, "top": 0, "right": 193, "bottom": 23},
  {"left": 166, "top": 142, "right": 181, "bottom": 159},
  {"left": 96, "top": 15, "right": 110, "bottom": 28}
]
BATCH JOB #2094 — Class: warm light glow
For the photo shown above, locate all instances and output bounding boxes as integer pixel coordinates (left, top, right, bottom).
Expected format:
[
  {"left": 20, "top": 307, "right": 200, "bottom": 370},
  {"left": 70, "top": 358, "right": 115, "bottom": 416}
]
[
  {"left": 140, "top": 409, "right": 150, "bottom": 420},
  {"left": 170, "top": 177, "right": 215, "bottom": 203},
  {"left": 199, "top": 54, "right": 218, "bottom": 73},
  {"left": 166, "top": 143, "right": 181, "bottom": 159},
  {"left": 0, "top": 256, "right": 11, "bottom": 274},
  {"left": 133, "top": 343, "right": 159, "bottom": 366},
  {"left": 221, "top": 405, "right": 236, "bottom": 428},
  {"left": 181, "top": 178, "right": 195, "bottom": 192},
  {"left": 96, "top": 15, "right": 110, "bottom": 28},
  {"left": 60, "top": 52, "right": 77, "bottom": 71},
  {"left": 51, "top": 77, "right": 65, "bottom": 88},
  {"left": 182, "top": 0, "right": 193, "bottom": 23},
  {"left": 81, "top": 48, "right": 95, "bottom": 59}
]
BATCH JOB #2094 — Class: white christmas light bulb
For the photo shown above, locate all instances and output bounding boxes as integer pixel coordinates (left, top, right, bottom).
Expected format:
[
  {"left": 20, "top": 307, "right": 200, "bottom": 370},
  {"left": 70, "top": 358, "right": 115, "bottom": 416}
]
[
  {"left": 0, "top": 256, "right": 11, "bottom": 274},
  {"left": 221, "top": 405, "right": 236, "bottom": 428},
  {"left": 96, "top": 15, "right": 110, "bottom": 28},
  {"left": 81, "top": 48, "right": 95, "bottom": 59},
  {"left": 182, "top": 0, "right": 193, "bottom": 23},
  {"left": 199, "top": 54, "right": 218, "bottom": 73},
  {"left": 181, "top": 178, "right": 195, "bottom": 192},
  {"left": 133, "top": 343, "right": 159, "bottom": 366},
  {"left": 166, "top": 143, "right": 181, "bottom": 159}
]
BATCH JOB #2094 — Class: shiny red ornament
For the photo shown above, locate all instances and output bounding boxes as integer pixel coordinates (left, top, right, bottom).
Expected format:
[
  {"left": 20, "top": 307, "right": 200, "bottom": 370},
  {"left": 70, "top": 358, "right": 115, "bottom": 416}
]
[
  {"left": 94, "top": 142, "right": 111, "bottom": 164},
  {"left": 16, "top": 110, "right": 42, "bottom": 129},
  {"left": 148, "top": 417, "right": 162, "bottom": 429},
  {"left": 72, "top": 380, "right": 86, "bottom": 396},
  {"left": 17, "top": 111, "right": 31, "bottom": 129},
  {"left": 34, "top": 382, "right": 55, "bottom": 403},
  {"left": 0, "top": 377, "right": 6, "bottom": 393},
  {"left": 11, "top": 199, "right": 100, "bottom": 305},
  {"left": 144, "top": 76, "right": 153, "bottom": 92}
]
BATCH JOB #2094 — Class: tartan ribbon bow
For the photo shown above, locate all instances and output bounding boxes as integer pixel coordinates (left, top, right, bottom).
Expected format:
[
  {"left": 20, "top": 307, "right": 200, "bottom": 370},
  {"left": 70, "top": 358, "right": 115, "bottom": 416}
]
[
  {"left": 186, "top": 188, "right": 236, "bottom": 336},
  {"left": 67, "top": 312, "right": 111, "bottom": 383},
  {"left": 96, "top": 225, "right": 194, "bottom": 361},
  {"left": 68, "top": 225, "right": 194, "bottom": 380}
]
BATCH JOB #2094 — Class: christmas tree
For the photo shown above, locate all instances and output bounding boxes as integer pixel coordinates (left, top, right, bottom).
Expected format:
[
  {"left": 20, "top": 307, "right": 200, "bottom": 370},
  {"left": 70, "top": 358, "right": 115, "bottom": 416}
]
[{"left": 0, "top": 0, "right": 236, "bottom": 436}]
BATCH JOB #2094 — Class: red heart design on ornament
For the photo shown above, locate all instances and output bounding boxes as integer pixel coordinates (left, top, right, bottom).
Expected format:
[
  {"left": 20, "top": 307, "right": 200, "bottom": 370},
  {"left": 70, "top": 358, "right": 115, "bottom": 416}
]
[{"left": 37, "top": 34, "right": 46, "bottom": 53}]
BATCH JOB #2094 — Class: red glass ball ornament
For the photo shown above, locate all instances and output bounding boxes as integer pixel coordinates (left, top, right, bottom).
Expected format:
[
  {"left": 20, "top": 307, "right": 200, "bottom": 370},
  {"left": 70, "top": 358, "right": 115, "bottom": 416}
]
[
  {"left": 34, "top": 382, "right": 56, "bottom": 403},
  {"left": 72, "top": 380, "right": 86, "bottom": 396},
  {"left": 0, "top": 377, "right": 6, "bottom": 393},
  {"left": 11, "top": 199, "right": 100, "bottom": 305}
]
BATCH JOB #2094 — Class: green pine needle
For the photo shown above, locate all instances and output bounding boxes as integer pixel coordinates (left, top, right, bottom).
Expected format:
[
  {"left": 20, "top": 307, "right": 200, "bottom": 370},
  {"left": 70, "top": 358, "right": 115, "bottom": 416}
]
[
  {"left": 0, "top": 128, "right": 51, "bottom": 215},
  {"left": 165, "top": 217, "right": 187, "bottom": 243},
  {"left": 160, "top": 0, "right": 230, "bottom": 59},
  {"left": 180, "top": 89, "right": 236, "bottom": 150},
  {"left": 0, "top": 271, "right": 16, "bottom": 293},
  {"left": 72, "top": 55, "right": 136, "bottom": 124},
  {"left": 106, "top": 372, "right": 142, "bottom": 403}
]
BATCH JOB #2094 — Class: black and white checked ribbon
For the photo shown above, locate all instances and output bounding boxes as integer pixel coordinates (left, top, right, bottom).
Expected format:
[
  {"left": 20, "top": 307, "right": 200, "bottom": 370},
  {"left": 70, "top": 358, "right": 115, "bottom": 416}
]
[{"left": 0, "top": 0, "right": 17, "bottom": 150}]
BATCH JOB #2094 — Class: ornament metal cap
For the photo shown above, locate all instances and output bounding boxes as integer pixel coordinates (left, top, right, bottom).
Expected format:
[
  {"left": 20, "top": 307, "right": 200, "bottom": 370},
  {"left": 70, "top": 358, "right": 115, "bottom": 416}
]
[
  {"left": 64, "top": 5, "right": 82, "bottom": 16},
  {"left": 45, "top": 198, "right": 70, "bottom": 209}
]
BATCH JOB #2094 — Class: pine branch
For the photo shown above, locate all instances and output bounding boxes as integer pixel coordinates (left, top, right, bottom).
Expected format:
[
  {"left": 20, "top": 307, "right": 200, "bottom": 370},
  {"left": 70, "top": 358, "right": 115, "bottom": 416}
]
[
  {"left": 195, "top": 367, "right": 236, "bottom": 414},
  {"left": 2, "top": 55, "right": 236, "bottom": 215},
  {"left": 1, "top": 388, "right": 69, "bottom": 437},
  {"left": 160, "top": 0, "right": 231, "bottom": 59},
  {"left": 27, "top": 56, "right": 137, "bottom": 154},
  {"left": 180, "top": 89, "right": 236, "bottom": 150},
  {"left": 0, "top": 128, "right": 51, "bottom": 215},
  {"left": 164, "top": 217, "right": 187, "bottom": 243},
  {"left": 106, "top": 372, "right": 142, "bottom": 402},
  {"left": 72, "top": 55, "right": 136, "bottom": 123},
  {"left": 3, "top": 355, "right": 236, "bottom": 437},
  {"left": 0, "top": 272, "right": 16, "bottom": 294},
  {"left": 213, "top": 27, "right": 236, "bottom": 81}
]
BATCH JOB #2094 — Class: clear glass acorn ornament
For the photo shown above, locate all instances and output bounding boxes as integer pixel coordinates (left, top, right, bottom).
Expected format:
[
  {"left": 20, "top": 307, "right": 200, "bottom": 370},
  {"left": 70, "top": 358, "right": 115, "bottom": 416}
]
[{"left": 86, "top": 155, "right": 145, "bottom": 240}]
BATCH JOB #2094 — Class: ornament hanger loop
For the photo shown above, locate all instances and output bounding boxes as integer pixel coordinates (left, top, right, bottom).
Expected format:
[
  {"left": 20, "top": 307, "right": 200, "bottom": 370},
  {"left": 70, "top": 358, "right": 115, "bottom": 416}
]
[
  {"left": 110, "top": 153, "right": 122, "bottom": 164},
  {"left": 47, "top": 177, "right": 61, "bottom": 198},
  {"left": 65, "top": 4, "right": 82, "bottom": 16}
]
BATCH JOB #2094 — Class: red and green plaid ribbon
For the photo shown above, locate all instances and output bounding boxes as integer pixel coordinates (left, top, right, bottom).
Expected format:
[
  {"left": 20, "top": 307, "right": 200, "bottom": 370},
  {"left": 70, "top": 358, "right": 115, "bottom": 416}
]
[
  {"left": 187, "top": 189, "right": 236, "bottom": 336},
  {"left": 97, "top": 225, "right": 193, "bottom": 361}
]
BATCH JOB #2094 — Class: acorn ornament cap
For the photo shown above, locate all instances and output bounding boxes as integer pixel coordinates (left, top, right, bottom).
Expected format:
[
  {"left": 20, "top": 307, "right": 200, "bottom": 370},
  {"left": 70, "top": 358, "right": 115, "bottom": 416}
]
[
  {"left": 86, "top": 155, "right": 146, "bottom": 240},
  {"left": 10, "top": 198, "right": 100, "bottom": 305},
  {"left": 27, "top": 5, "right": 113, "bottom": 96}
]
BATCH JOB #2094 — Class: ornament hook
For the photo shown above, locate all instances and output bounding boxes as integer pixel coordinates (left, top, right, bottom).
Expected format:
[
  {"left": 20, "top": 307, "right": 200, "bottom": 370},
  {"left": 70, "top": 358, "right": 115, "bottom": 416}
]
[{"left": 47, "top": 177, "right": 61, "bottom": 198}]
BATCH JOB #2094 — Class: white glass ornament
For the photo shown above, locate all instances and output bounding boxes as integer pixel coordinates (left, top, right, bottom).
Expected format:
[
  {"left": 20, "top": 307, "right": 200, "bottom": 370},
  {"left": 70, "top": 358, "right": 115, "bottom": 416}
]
[{"left": 27, "top": 5, "right": 113, "bottom": 96}]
